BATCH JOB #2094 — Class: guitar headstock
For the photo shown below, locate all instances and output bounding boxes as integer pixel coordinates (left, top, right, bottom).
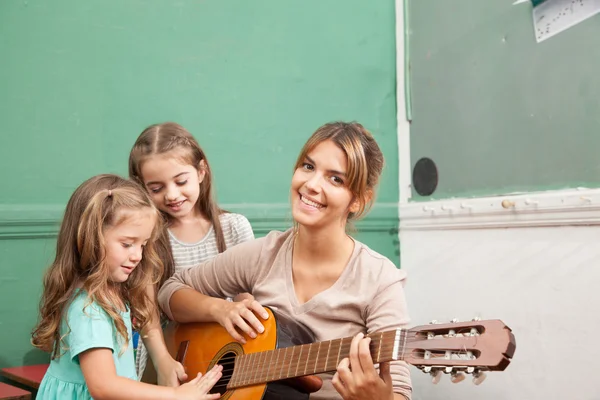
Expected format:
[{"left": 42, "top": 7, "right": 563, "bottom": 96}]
[{"left": 404, "top": 318, "right": 516, "bottom": 385}]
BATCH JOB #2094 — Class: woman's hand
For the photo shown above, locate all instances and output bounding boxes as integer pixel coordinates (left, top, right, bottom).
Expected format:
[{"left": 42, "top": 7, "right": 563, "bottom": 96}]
[
  {"left": 232, "top": 292, "right": 254, "bottom": 302},
  {"left": 332, "top": 332, "right": 395, "bottom": 400},
  {"left": 174, "top": 365, "right": 223, "bottom": 400},
  {"left": 156, "top": 354, "right": 188, "bottom": 387},
  {"left": 213, "top": 296, "right": 269, "bottom": 344}
]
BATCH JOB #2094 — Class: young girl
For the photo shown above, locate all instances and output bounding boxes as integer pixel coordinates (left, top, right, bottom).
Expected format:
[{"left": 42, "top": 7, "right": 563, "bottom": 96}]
[
  {"left": 157, "top": 122, "right": 413, "bottom": 400},
  {"left": 31, "top": 174, "right": 222, "bottom": 400},
  {"left": 128, "top": 122, "right": 254, "bottom": 379}
]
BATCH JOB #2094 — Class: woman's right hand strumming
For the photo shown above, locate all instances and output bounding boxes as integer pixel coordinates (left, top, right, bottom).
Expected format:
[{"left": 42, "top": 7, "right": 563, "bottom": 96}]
[
  {"left": 213, "top": 295, "right": 269, "bottom": 344},
  {"left": 175, "top": 365, "right": 223, "bottom": 400}
]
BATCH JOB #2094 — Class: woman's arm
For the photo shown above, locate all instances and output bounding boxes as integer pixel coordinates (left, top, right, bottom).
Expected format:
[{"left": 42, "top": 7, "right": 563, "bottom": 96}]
[
  {"left": 79, "top": 348, "right": 222, "bottom": 400},
  {"left": 157, "top": 238, "right": 271, "bottom": 342},
  {"left": 169, "top": 289, "right": 267, "bottom": 344}
]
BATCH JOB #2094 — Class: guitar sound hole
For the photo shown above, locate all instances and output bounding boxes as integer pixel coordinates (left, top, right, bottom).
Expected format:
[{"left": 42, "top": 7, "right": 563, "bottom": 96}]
[{"left": 210, "top": 351, "right": 236, "bottom": 396}]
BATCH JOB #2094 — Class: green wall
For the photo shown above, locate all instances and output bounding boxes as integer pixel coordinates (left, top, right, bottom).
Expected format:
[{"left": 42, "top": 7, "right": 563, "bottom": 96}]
[
  {"left": 408, "top": 1, "right": 600, "bottom": 200},
  {"left": 0, "top": 0, "right": 399, "bottom": 370}
]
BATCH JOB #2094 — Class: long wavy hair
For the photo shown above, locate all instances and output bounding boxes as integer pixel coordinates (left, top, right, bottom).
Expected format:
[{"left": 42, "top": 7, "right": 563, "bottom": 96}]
[
  {"left": 294, "top": 121, "right": 384, "bottom": 223},
  {"left": 128, "top": 122, "right": 227, "bottom": 286},
  {"left": 31, "top": 174, "right": 164, "bottom": 359}
]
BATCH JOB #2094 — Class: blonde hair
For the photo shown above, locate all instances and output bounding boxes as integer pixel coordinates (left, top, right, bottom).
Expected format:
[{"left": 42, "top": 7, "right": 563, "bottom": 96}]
[
  {"left": 128, "top": 122, "right": 227, "bottom": 286},
  {"left": 294, "top": 121, "right": 384, "bottom": 221},
  {"left": 31, "top": 174, "right": 163, "bottom": 359}
]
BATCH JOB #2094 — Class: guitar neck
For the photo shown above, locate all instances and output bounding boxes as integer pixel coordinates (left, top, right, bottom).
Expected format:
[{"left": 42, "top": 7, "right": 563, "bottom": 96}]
[{"left": 228, "top": 329, "right": 405, "bottom": 388}]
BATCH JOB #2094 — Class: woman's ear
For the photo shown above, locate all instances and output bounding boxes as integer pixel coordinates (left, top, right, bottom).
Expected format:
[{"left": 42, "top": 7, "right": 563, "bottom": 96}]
[
  {"left": 348, "top": 198, "right": 361, "bottom": 214},
  {"left": 348, "top": 190, "right": 373, "bottom": 215}
]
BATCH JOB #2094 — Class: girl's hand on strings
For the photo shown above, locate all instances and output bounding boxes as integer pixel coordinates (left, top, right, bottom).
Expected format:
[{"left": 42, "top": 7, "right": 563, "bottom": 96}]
[
  {"left": 156, "top": 355, "right": 188, "bottom": 387},
  {"left": 175, "top": 364, "right": 223, "bottom": 400}
]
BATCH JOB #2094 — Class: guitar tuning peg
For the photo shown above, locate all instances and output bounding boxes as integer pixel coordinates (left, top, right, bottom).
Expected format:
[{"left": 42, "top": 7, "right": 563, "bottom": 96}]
[
  {"left": 450, "top": 371, "right": 466, "bottom": 384},
  {"left": 431, "top": 370, "right": 442, "bottom": 384},
  {"left": 472, "top": 371, "right": 487, "bottom": 385},
  {"left": 450, "top": 318, "right": 459, "bottom": 323},
  {"left": 429, "top": 319, "right": 438, "bottom": 324},
  {"left": 472, "top": 316, "right": 481, "bottom": 321}
]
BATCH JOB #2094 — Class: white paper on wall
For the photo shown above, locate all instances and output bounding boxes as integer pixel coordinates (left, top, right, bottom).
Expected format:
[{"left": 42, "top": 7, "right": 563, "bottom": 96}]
[{"left": 532, "top": 0, "right": 600, "bottom": 42}]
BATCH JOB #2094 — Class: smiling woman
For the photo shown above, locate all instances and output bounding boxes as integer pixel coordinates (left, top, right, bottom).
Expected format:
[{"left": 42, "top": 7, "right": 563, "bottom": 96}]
[
  {"left": 158, "top": 121, "right": 412, "bottom": 400},
  {"left": 292, "top": 141, "right": 356, "bottom": 230},
  {"left": 291, "top": 122, "right": 384, "bottom": 231}
]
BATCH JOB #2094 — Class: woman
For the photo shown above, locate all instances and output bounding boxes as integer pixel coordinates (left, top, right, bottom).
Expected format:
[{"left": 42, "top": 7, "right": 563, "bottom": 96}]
[{"left": 158, "top": 121, "right": 412, "bottom": 400}]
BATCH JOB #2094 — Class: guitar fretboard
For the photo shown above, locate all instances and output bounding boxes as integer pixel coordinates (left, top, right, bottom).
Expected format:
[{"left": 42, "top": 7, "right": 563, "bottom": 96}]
[{"left": 228, "top": 329, "right": 406, "bottom": 389}]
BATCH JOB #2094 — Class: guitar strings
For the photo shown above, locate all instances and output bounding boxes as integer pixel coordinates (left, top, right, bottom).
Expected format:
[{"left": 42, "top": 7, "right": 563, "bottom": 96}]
[
  {"left": 176, "top": 329, "right": 478, "bottom": 368},
  {"left": 194, "top": 346, "right": 471, "bottom": 370},
  {"left": 199, "top": 341, "right": 480, "bottom": 391},
  {"left": 176, "top": 332, "right": 481, "bottom": 385}
]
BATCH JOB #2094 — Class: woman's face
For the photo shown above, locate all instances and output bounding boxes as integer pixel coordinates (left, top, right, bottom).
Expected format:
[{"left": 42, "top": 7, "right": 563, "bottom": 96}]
[{"left": 291, "top": 140, "right": 358, "bottom": 230}]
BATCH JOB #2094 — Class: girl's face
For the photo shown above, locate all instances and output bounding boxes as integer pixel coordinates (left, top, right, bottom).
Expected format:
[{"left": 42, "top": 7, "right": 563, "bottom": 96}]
[
  {"left": 139, "top": 151, "right": 206, "bottom": 221},
  {"left": 291, "top": 140, "right": 358, "bottom": 230},
  {"left": 104, "top": 208, "right": 155, "bottom": 283}
]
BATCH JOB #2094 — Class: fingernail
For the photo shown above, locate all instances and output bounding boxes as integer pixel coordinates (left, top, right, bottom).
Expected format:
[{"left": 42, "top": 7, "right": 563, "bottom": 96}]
[
  {"left": 250, "top": 332, "right": 256, "bottom": 338},
  {"left": 258, "top": 326, "right": 264, "bottom": 333}
]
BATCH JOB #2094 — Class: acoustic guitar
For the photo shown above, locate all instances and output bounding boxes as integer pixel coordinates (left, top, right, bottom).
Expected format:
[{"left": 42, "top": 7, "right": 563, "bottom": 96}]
[{"left": 163, "top": 307, "right": 515, "bottom": 400}]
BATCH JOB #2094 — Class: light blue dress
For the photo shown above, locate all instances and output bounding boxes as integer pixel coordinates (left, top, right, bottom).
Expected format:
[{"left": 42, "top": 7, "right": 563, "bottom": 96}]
[{"left": 37, "top": 290, "right": 137, "bottom": 399}]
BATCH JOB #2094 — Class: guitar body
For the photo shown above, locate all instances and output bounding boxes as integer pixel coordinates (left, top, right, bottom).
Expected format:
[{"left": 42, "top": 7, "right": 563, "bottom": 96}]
[{"left": 163, "top": 307, "right": 319, "bottom": 400}]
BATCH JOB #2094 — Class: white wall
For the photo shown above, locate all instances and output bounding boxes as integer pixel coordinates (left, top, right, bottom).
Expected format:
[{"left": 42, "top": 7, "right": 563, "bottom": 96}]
[
  {"left": 396, "top": 2, "right": 598, "bottom": 398},
  {"left": 399, "top": 190, "right": 600, "bottom": 400}
]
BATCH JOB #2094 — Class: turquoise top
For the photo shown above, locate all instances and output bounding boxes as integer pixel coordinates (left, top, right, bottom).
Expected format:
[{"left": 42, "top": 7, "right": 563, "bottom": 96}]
[{"left": 37, "top": 290, "right": 136, "bottom": 399}]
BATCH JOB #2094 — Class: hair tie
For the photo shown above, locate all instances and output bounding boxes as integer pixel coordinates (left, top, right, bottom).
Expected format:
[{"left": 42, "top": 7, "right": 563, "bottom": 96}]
[{"left": 108, "top": 190, "right": 112, "bottom": 197}]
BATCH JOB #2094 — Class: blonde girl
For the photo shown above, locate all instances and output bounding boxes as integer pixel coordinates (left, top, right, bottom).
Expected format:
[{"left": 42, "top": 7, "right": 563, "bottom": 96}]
[
  {"left": 129, "top": 122, "right": 254, "bottom": 379},
  {"left": 32, "top": 174, "right": 222, "bottom": 400},
  {"left": 157, "top": 122, "right": 413, "bottom": 400}
]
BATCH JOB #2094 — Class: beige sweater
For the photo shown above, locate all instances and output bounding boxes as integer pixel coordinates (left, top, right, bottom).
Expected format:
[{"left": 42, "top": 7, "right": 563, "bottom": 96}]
[{"left": 158, "top": 229, "right": 412, "bottom": 400}]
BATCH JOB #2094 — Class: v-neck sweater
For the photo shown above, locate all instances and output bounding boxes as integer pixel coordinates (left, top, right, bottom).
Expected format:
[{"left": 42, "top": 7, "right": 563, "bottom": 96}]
[{"left": 158, "top": 229, "right": 412, "bottom": 399}]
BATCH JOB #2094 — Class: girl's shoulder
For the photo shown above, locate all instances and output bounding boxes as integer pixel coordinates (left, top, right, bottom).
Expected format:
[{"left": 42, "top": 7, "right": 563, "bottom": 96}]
[
  {"left": 222, "top": 228, "right": 293, "bottom": 256},
  {"left": 218, "top": 212, "right": 254, "bottom": 244},
  {"left": 66, "top": 291, "right": 107, "bottom": 319},
  {"left": 218, "top": 212, "right": 251, "bottom": 228}
]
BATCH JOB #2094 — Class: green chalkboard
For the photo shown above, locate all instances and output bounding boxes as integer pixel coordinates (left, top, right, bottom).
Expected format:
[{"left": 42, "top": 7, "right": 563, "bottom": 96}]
[{"left": 408, "top": 1, "right": 600, "bottom": 200}]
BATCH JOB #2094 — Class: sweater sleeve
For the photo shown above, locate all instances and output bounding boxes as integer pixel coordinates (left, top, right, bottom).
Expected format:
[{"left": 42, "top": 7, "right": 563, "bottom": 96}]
[
  {"left": 365, "top": 261, "right": 412, "bottom": 400},
  {"left": 157, "top": 236, "right": 266, "bottom": 320}
]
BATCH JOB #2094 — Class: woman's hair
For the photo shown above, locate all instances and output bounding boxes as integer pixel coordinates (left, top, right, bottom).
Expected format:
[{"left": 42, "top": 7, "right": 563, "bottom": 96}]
[
  {"left": 31, "top": 174, "right": 163, "bottom": 359},
  {"left": 294, "top": 121, "right": 384, "bottom": 221},
  {"left": 128, "top": 122, "right": 227, "bottom": 286}
]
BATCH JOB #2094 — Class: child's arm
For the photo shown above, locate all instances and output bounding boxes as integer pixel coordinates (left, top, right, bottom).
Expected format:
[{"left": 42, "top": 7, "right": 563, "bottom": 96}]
[
  {"left": 140, "top": 285, "right": 187, "bottom": 387},
  {"left": 79, "top": 347, "right": 222, "bottom": 400}
]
